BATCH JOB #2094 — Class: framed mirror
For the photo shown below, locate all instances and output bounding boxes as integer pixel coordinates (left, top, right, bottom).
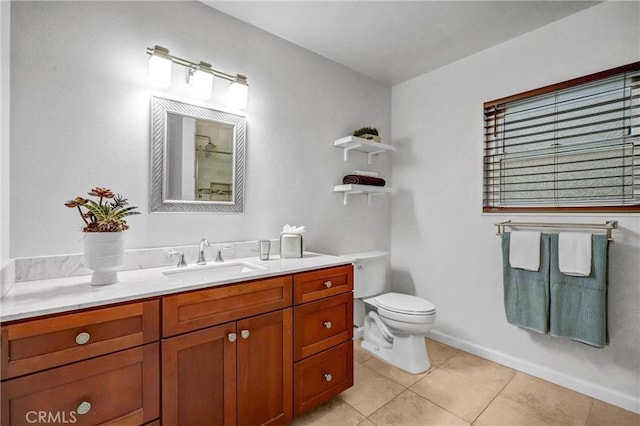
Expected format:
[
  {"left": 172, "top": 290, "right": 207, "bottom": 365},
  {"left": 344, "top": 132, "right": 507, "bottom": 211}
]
[{"left": 150, "top": 96, "right": 246, "bottom": 213}]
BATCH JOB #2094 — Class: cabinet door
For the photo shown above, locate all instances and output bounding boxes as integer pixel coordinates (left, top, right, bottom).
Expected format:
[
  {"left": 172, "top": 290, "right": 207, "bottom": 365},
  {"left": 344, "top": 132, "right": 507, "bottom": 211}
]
[
  {"left": 163, "top": 276, "right": 292, "bottom": 337},
  {"left": 1, "top": 300, "right": 159, "bottom": 379},
  {"left": 293, "top": 265, "right": 353, "bottom": 304},
  {"left": 162, "top": 323, "right": 237, "bottom": 426},
  {"left": 294, "top": 293, "right": 353, "bottom": 361},
  {"left": 1, "top": 343, "right": 159, "bottom": 426},
  {"left": 237, "top": 309, "right": 292, "bottom": 426}
]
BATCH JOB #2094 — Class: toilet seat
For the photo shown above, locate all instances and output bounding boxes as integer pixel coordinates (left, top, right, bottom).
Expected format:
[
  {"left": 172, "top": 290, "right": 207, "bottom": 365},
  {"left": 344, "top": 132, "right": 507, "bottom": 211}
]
[{"left": 375, "top": 292, "right": 435, "bottom": 316}]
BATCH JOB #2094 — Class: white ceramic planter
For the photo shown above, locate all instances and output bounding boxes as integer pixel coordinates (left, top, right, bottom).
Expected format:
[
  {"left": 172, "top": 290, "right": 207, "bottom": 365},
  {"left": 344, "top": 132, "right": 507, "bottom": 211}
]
[{"left": 83, "top": 232, "right": 125, "bottom": 286}]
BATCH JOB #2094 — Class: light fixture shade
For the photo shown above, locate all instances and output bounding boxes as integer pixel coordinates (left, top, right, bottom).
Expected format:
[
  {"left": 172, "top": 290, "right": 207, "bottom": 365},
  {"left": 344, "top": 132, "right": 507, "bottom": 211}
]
[
  {"left": 148, "top": 46, "right": 172, "bottom": 88},
  {"left": 189, "top": 62, "right": 214, "bottom": 99},
  {"left": 228, "top": 74, "right": 249, "bottom": 109}
]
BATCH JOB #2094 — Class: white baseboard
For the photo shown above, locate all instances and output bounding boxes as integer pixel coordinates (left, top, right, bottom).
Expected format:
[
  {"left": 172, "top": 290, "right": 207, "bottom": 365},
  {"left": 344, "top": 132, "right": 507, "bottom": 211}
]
[{"left": 429, "top": 329, "right": 640, "bottom": 414}]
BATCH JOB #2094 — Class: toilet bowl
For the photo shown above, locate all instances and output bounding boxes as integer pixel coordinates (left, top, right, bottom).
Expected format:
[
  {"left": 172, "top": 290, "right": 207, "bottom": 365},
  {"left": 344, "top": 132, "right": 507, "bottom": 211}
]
[
  {"left": 362, "top": 292, "right": 436, "bottom": 374},
  {"left": 344, "top": 251, "right": 437, "bottom": 375}
]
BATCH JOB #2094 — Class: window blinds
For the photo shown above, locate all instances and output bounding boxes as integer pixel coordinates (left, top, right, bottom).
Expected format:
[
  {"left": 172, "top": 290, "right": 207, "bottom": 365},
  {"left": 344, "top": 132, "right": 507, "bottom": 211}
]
[{"left": 483, "top": 63, "right": 640, "bottom": 212}]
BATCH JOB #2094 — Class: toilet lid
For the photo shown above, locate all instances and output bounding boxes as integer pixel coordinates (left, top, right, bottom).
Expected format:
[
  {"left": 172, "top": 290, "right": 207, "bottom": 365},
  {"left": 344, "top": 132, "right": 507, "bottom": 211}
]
[{"left": 375, "top": 292, "right": 435, "bottom": 315}]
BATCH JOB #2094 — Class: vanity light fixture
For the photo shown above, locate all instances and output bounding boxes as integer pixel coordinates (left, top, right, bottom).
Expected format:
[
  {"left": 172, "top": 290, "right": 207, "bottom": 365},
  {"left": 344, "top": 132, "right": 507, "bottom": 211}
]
[
  {"left": 188, "top": 62, "right": 215, "bottom": 99},
  {"left": 146, "top": 45, "right": 249, "bottom": 107}
]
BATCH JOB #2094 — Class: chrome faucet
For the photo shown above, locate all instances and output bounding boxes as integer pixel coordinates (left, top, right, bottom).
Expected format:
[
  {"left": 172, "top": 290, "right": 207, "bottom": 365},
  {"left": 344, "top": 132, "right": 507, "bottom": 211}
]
[{"left": 197, "top": 238, "right": 210, "bottom": 265}]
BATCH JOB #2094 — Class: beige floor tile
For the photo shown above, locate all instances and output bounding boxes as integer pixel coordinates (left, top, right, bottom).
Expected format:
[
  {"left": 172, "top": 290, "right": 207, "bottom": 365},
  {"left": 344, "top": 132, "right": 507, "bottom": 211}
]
[
  {"left": 586, "top": 399, "right": 640, "bottom": 426},
  {"left": 368, "top": 389, "right": 469, "bottom": 426},
  {"left": 340, "top": 362, "right": 405, "bottom": 416},
  {"left": 410, "top": 368, "right": 499, "bottom": 423},
  {"left": 475, "top": 394, "right": 556, "bottom": 426},
  {"left": 499, "top": 373, "right": 593, "bottom": 426},
  {"left": 290, "top": 396, "right": 365, "bottom": 426},
  {"left": 363, "top": 356, "right": 430, "bottom": 388},
  {"left": 426, "top": 338, "right": 459, "bottom": 367},
  {"left": 354, "top": 338, "right": 373, "bottom": 364},
  {"left": 440, "top": 351, "right": 516, "bottom": 393}
]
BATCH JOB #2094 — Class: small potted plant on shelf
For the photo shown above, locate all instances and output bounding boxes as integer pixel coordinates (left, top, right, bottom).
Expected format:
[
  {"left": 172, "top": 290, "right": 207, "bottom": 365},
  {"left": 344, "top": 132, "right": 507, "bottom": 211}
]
[
  {"left": 353, "top": 126, "right": 381, "bottom": 143},
  {"left": 65, "top": 187, "right": 140, "bottom": 286}
]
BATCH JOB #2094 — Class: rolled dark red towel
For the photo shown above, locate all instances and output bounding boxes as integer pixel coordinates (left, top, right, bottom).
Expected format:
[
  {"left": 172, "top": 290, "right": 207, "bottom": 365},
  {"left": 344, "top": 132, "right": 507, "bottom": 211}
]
[{"left": 342, "top": 174, "right": 386, "bottom": 186}]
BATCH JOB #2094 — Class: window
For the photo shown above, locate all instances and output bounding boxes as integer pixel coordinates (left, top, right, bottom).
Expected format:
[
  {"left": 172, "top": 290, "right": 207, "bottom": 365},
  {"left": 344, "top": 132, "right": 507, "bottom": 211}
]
[{"left": 483, "top": 62, "right": 640, "bottom": 212}]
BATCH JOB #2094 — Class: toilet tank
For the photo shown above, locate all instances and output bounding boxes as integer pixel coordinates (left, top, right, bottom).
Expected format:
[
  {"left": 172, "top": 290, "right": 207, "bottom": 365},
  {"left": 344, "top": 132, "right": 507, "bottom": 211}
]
[{"left": 344, "top": 251, "right": 389, "bottom": 298}]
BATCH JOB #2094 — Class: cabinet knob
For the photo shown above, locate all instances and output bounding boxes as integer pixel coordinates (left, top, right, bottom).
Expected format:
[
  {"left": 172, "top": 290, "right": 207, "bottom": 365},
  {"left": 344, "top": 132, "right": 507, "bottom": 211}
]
[
  {"left": 241, "top": 329, "right": 250, "bottom": 339},
  {"left": 324, "top": 281, "right": 332, "bottom": 288},
  {"left": 324, "top": 321, "right": 332, "bottom": 329},
  {"left": 324, "top": 373, "right": 332, "bottom": 382},
  {"left": 75, "top": 332, "right": 91, "bottom": 345},
  {"left": 76, "top": 401, "right": 91, "bottom": 415},
  {"left": 228, "top": 333, "right": 237, "bottom": 343}
]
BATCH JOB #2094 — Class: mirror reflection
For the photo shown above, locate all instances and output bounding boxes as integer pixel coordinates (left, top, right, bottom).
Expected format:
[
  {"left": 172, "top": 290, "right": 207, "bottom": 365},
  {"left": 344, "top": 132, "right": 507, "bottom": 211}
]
[
  {"left": 166, "top": 114, "right": 235, "bottom": 202},
  {"left": 150, "top": 97, "right": 246, "bottom": 213}
]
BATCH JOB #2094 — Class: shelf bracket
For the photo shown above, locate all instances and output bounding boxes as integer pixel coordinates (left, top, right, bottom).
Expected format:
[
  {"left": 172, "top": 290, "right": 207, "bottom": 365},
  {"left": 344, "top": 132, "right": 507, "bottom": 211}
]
[
  {"left": 367, "top": 149, "right": 386, "bottom": 165},
  {"left": 343, "top": 144, "right": 362, "bottom": 162}
]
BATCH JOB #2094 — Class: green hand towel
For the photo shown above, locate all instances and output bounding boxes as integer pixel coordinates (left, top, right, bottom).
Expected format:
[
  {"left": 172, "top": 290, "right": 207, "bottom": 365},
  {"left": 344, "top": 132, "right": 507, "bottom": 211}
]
[
  {"left": 550, "top": 234, "right": 609, "bottom": 347},
  {"left": 502, "top": 232, "right": 550, "bottom": 333}
]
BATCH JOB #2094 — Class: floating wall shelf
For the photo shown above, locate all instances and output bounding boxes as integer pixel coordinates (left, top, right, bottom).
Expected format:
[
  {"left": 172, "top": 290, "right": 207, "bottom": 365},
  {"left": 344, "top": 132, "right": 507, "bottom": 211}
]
[
  {"left": 334, "top": 136, "right": 396, "bottom": 164},
  {"left": 333, "top": 184, "right": 392, "bottom": 206}
]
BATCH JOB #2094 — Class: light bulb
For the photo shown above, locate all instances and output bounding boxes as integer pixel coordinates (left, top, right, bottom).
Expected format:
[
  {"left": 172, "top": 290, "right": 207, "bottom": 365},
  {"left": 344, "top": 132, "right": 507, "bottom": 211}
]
[
  {"left": 148, "top": 46, "right": 172, "bottom": 88},
  {"left": 189, "top": 62, "right": 214, "bottom": 99},
  {"left": 228, "top": 74, "right": 249, "bottom": 109}
]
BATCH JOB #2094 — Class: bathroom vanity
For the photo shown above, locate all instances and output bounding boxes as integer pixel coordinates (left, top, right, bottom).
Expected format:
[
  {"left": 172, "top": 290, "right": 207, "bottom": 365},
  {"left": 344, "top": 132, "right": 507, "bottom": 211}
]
[{"left": 0, "top": 256, "right": 354, "bottom": 425}]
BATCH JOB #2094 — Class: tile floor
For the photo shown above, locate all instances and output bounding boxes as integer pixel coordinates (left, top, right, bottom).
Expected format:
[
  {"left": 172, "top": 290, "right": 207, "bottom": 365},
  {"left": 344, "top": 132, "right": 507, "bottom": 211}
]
[{"left": 291, "top": 339, "right": 640, "bottom": 426}]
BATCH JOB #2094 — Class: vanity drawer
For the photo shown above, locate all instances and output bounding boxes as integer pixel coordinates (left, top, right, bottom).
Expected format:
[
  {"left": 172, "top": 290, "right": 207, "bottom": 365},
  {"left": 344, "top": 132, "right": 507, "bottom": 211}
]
[
  {"left": 1, "top": 300, "right": 160, "bottom": 380},
  {"left": 293, "top": 341, "right": 353, "bottom": 417},
  {"left": 293, "top": 265, "right": 353, "bottom": 304},
  {"left": 1, "top": 343, "right": 159, "bottom": 426},
  {"left": 293, "top": 293, "right": 353, "bottom": 361},
  {"left": 163, "top": 275, "right": 292, "bottom": 337}
]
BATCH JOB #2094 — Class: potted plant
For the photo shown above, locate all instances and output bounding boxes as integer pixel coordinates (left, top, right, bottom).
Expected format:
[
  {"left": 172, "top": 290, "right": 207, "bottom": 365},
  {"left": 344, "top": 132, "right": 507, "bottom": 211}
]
[
  {"left": 353, "top": 126, "right": 381, "bottom": 143},
  {"left": 65, "top": 187, "right": 139, "bottom": 285}
]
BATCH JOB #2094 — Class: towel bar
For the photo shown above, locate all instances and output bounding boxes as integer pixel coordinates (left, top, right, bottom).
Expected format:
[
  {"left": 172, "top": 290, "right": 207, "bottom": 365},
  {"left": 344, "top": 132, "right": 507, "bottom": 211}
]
[{"left": 494, "top": 220, "right": 618, "bottom": 242}]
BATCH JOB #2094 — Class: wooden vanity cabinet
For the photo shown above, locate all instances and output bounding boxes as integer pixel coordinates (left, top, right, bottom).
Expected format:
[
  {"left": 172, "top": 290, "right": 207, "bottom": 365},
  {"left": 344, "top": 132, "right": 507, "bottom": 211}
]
[
  {"left": 161, "top": 276, "right": 293, "bottom": 426},
  {"left": 292, "top": 265, "right": 354, "bottom": 417},
  {"left": 0, "top": 263, "right": 354, "bottom": 425},
  {"left": 0, "top": 300, "right": 160, "bottom": 426}
]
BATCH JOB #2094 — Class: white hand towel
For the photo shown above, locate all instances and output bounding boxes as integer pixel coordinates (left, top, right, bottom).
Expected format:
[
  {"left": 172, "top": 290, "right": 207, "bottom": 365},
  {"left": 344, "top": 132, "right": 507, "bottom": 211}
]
[
  {"left": 559, "top": 232, "right": 592, "bottom": 276},
  {"left": 509, "top": 231, "right": 541, "bottom": 271}
]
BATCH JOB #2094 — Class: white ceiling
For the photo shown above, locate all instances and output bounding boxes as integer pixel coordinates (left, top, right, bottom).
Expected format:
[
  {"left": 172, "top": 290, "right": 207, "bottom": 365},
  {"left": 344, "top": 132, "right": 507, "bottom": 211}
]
[{"left": 204, "top": 1, "right": 599, "bottom": 85}]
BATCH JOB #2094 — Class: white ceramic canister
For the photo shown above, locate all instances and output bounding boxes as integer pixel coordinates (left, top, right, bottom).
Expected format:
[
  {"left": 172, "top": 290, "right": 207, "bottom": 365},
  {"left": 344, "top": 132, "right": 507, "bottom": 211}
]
[{"left": 280, "top": 233, "right": 303, "bottom": 258}]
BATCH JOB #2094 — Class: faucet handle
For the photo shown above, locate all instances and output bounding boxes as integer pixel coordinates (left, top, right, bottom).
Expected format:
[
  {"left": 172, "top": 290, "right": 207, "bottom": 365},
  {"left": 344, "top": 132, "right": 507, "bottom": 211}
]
[
  {"left": 167, "top": 249, "right": 188, "bottom": 267},
  {"left": 214, "top": 245, "right": 232, "bottom": 263},
  {"left": 215, "top": 248, "right": 224, "bottom": 263}
]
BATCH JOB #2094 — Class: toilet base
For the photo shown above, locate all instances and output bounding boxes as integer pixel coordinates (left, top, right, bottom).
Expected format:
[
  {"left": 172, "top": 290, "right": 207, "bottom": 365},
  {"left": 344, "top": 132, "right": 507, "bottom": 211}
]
[{"left": 361, "top": 333, "right": 431, "bottom": 374}]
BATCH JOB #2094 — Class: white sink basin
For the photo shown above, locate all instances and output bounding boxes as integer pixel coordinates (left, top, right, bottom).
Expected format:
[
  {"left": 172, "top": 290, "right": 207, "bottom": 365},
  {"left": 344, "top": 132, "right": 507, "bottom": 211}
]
[{"left": 163, "top": 261, "right": 266, "bottom": 285}]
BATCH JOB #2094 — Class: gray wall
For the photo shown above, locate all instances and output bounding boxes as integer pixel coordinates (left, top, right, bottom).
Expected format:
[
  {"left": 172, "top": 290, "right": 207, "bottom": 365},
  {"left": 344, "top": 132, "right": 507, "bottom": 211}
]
[
  {"left": 1, "top": 1, "right": 10, "bottom": 269},
  {"left": 391, "top": 1, "right": 640, "bottom": 412},
  {"left": 9, "top": 1, "right": 392, "bottom": 258}
]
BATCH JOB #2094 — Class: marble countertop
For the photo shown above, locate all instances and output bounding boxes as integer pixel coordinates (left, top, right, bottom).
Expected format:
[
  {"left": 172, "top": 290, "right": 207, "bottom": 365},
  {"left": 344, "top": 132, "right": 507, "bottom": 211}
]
[{"left": 0, "top": 252, "right": 354, "bottom": 323}]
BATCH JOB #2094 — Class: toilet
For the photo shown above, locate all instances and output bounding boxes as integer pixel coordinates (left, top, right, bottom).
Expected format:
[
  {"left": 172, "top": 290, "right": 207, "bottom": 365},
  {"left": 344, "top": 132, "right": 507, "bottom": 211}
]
[{"left": 346, "top": 251, "right": 436, "bottom": 374}]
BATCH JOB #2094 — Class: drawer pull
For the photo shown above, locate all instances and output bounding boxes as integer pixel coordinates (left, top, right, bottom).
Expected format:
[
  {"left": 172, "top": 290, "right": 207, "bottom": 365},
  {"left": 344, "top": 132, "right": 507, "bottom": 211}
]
[
  {"left": 241, "top": 329, "right": 250, "bottom": 339},
  {"left": 75, "top": 332, "right": 91, "bottom": 345},
  {"left": 324, "top": 281, "right": 332, "bottom": 288},
  {"left": 324, "top": 373, "right": 332, "bottom": 382},
  {"left": 324, "top": 321, "right": 332, "bottom": 329},
  {"left": 228, "top": 333, "right": 237, "bottom": 343},
  {"left": 76, "top": 401, "right": 91, "bottom": 415}
]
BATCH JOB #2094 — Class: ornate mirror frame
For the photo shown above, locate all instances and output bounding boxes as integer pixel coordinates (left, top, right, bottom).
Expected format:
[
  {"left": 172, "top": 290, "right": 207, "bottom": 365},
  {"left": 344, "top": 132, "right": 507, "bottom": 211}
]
[{"left": 150, "top": 96, "right": 246, "bottom": 213}]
